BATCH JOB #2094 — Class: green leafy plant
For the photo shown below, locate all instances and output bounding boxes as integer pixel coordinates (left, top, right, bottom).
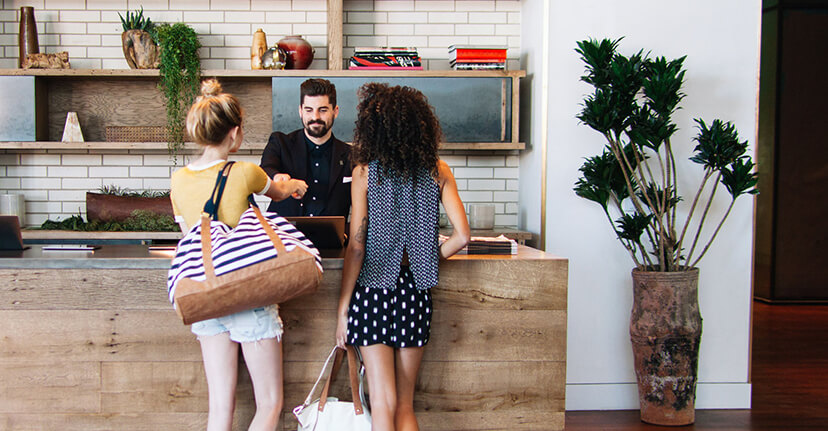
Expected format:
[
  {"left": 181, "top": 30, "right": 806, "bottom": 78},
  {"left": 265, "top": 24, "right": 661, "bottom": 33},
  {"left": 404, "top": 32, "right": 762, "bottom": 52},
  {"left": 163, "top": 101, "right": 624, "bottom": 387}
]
[
  {"left": 118, "top": 7, "right": 155, "bottom": 35},
  {"left": 39, "top": 210, "right": 178, "bottom": 232},
  {"left": 98, "top": 185, "right": 169, "bottom": 198},
  {"left": 574, "top": 38, "right": 758, "bottom": 272},
  {"left": 154, "top": 22, "right": 201, "bottom": 163}
]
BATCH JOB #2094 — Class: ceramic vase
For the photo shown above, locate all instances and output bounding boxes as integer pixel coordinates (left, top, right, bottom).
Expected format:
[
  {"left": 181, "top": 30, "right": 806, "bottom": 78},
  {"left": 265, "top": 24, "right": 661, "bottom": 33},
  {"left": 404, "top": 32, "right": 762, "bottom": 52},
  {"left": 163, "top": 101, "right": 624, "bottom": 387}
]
[
  {"left": 18, "top": 6, "right": 39, "bottom": 68},
  {"left": 630, "top": 267, "right": 702, "bottom": 426},
  {"left": 277, "top": 35, "right": 314, "bottom": 69},
  {"left": 251, "top": 28, "right": 267, "bottom": 70}
]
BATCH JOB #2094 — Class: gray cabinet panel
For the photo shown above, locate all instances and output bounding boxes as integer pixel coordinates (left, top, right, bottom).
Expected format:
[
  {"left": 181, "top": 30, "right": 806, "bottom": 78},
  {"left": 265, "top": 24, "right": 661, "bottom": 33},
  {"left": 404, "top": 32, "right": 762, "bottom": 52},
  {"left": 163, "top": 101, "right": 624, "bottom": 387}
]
[
  {"left": 0, "top": 76, "right": 39, "bottom": 141},
  {"left": 272, "top": 76, "right": 511, "bottom": 142}
]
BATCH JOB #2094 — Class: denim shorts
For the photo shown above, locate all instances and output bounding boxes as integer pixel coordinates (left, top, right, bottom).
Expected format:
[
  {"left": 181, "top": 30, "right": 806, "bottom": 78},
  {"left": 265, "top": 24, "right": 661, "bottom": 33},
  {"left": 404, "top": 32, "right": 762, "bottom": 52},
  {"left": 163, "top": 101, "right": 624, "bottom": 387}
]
[{"left": 190, "top": 304, "right": 284, "bottom": 343}]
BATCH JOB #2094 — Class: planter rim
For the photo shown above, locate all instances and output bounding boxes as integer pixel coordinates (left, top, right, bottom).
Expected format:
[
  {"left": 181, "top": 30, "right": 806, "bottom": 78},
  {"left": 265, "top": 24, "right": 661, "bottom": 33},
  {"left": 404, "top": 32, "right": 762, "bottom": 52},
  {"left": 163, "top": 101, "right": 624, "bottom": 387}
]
[{"left": 632, "top": 266, "right": 699, "bottom": 274}]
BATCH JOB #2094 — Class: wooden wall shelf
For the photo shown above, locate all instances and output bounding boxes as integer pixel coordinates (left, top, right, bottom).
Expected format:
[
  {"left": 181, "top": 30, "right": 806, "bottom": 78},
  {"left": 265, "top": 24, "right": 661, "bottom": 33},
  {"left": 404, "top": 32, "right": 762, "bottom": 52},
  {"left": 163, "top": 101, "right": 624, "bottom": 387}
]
[
  {"left": 0, "top": 69, "right": 525, "bottom": 78},
  {"left": 0, "top": 141, "right": 524, "bottom": 151},
  {"left": 0, "top": 69, "right": 524, "bottom": 150}
]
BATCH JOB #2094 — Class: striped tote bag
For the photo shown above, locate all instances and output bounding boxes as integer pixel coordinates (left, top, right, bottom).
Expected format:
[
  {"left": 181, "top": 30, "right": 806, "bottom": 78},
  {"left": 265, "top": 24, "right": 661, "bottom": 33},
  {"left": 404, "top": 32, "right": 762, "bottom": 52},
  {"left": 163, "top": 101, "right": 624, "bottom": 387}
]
[{"left": 167, "top": 162, "right": 322, "bottom": 324}]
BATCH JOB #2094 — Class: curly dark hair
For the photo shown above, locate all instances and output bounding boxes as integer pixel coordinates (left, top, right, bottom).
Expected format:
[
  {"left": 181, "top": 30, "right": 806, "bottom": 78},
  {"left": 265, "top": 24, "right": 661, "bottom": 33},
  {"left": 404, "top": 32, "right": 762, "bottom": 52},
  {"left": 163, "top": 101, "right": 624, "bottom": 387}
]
[{"left": 351, "top": 82, "right": 442, "bottom": 179}]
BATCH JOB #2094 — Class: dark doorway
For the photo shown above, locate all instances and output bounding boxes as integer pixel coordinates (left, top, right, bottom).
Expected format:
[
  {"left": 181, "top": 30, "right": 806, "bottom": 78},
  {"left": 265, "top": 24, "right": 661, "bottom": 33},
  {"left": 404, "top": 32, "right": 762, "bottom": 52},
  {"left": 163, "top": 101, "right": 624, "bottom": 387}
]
[{"left": 754, "top": 0, "right": 828, "bottom": 302}]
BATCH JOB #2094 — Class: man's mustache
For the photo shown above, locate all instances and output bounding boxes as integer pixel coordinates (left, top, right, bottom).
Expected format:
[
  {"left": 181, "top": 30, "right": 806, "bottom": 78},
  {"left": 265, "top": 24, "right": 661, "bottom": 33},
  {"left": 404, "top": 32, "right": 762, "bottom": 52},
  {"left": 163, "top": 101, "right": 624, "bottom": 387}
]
[{"left": 308, "top": 120, "right": 325, "bottom": 126}]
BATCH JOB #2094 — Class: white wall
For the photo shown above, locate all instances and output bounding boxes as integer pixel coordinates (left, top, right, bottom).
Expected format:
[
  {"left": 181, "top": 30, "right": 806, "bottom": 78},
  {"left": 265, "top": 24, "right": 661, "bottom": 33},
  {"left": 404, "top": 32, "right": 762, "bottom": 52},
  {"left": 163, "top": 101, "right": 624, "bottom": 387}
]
[{"left": 521, "top": 0, "right": 761, "bottom": 409}]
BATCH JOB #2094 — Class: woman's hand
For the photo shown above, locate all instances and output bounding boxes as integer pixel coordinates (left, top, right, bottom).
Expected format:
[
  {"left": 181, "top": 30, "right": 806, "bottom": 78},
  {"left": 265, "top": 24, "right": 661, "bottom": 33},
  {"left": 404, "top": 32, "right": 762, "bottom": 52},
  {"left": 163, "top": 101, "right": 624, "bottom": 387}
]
[
  {"left": 335, "top": 312, "right": 349, "bottom": 349},
  {"left": 272, "top": 173, "right": 291, "bottom": 182},
  {"left": 289, "top": 179, "right": 308, "bottom": 199}
]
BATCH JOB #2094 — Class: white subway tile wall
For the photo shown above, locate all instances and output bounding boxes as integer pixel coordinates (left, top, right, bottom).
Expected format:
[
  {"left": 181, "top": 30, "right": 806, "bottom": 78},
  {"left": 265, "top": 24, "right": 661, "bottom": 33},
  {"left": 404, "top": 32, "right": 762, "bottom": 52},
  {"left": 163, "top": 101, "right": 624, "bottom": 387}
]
[{"left": 0, "top": 0, "right": 521, "bottom": 227}]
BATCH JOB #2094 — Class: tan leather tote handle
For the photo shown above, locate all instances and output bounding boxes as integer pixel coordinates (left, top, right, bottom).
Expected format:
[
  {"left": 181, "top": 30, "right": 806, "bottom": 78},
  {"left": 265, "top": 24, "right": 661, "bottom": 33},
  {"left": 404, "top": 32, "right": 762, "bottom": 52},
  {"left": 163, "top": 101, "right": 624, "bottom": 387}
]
[{"left": 317, "top": 345, "right": 365, "bottom": 415}]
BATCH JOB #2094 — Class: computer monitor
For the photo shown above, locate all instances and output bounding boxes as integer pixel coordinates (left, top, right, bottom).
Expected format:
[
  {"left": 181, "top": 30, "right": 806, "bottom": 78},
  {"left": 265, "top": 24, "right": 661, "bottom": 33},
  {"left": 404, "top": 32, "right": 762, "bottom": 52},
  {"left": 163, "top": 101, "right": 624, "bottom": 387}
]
[
  {"left": 0, "top": 215, "right": 28, "bottom": 250},
  {"left": 284, "top": 216, "right": 346, "bottom": 249}
]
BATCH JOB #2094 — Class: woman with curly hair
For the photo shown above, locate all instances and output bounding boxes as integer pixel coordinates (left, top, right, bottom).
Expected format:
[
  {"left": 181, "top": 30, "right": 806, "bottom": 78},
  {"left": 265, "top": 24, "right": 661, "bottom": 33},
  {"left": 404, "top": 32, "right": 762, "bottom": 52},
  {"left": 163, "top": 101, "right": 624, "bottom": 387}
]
[{"left": 335, "top": 83, "right": 470, "bottom": 430}]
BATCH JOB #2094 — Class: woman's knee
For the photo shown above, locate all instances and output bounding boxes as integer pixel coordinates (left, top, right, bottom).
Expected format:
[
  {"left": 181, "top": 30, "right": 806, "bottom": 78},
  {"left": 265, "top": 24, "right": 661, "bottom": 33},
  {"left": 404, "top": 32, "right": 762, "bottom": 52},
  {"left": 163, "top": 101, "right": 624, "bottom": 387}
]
[{"left": 255, "top": 390, "right": 283, "bottom": 413}]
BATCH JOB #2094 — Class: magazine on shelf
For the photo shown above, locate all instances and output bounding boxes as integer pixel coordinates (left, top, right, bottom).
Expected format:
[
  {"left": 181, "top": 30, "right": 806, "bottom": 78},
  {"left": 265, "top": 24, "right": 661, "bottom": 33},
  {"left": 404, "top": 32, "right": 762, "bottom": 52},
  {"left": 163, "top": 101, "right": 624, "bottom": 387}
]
[
  {"left": 439, "top": 234, "right": 517, "bottom": 255},
  {"left": 349, "top": 55, "right": 423, "bottom": 69}
]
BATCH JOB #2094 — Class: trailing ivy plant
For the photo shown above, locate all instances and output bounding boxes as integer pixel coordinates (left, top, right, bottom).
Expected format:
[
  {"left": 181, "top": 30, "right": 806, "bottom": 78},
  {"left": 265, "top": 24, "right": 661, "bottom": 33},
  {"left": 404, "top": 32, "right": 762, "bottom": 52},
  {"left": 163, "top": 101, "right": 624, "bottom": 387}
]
[
  {"left": 154, "top": 22, "right": 201, "bottom": 163},
  {"left": 573, "top": 38, "right": 758, "bottom": 272}
]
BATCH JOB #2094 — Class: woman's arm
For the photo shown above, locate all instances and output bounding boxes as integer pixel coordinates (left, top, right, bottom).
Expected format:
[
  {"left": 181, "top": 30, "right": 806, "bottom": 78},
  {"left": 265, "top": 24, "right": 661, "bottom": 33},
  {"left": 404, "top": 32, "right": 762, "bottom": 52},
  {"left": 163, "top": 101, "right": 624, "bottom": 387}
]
[
  {"left": 263, "top": 176, "right": 307, "bottom": 202},
  {"left": 437, "top": 160, "right": 470, "bottom": 259},
  {"left": 335, "top": 164, "right": 369, "bottom": 348}
]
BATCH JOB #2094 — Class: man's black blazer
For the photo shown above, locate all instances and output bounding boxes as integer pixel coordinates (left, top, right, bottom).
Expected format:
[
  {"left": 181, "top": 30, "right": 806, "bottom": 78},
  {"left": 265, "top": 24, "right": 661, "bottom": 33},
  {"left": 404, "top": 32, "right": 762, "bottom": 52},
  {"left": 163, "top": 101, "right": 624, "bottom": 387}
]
[{"left": 259, "top": 129, "right": 352, "bottom": 217}]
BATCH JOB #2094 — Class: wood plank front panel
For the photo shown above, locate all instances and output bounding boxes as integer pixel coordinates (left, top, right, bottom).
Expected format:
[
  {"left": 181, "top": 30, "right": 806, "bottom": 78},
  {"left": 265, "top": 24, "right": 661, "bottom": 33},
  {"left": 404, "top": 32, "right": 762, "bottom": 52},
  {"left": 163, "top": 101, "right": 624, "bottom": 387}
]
[{"left": 0, "top": 256, "right": 567, "bottom": 430}]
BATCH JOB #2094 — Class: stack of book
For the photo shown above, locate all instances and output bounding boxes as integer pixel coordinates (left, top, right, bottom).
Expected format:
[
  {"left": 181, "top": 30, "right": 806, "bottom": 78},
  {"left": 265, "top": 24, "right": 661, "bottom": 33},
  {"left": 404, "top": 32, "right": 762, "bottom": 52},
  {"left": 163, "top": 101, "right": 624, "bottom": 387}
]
[
  {"left": 440, "top": 234, "right": 518, "bottom": 255},
  {"left": 349, "top": 47, "right": 422, "bottom": 70},
  {"left": 448, "top": 45, "right": 507, "bottom": 70}
]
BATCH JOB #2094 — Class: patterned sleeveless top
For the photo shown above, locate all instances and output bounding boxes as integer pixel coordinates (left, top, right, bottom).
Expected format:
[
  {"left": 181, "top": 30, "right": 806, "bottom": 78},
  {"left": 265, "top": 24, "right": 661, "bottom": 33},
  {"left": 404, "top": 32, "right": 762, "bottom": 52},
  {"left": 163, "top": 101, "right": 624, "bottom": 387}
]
[{"left": 356, "top": 160, "right": 440, "bottom": 291}]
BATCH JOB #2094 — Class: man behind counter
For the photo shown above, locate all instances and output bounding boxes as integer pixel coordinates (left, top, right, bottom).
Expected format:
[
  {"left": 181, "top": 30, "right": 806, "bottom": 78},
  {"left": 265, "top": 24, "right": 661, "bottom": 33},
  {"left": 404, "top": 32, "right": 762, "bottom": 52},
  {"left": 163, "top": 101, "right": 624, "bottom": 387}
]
[{"left": 260, "top": 78, "right": 352, "bottom": 217}]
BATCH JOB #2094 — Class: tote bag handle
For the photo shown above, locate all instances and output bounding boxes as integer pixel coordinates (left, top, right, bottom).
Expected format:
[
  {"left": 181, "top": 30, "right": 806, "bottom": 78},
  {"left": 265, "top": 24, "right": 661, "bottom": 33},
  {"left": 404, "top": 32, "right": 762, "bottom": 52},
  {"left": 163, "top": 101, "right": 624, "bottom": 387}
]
[
  {"left": 197, "top": 162, "right": 288, "bottom": 283},
  {"left": 294, "top": 346, "right": 365, "bottom": 417}
]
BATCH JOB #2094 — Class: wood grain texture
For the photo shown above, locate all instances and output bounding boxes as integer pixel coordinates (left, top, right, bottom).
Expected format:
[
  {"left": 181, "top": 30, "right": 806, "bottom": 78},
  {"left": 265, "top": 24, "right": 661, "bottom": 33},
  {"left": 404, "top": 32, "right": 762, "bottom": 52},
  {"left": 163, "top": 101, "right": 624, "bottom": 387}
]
[
  {"left": 0, "top": 308, "right": 565, "bottom": 364},
  {"left": 45, "top": 78, "right": 272, "bottom": 144},
  {"left": 327, "top": 0, "right": 343, "bottom": 70},
  {"left": 0, "top": 68, "right": 526, "bottom": 78},
  {"left": 0, "top": 252, "right": 567, "bottom": 430},
  {"left": 0, "top": 140, "right": 526, "bottom": 151}
]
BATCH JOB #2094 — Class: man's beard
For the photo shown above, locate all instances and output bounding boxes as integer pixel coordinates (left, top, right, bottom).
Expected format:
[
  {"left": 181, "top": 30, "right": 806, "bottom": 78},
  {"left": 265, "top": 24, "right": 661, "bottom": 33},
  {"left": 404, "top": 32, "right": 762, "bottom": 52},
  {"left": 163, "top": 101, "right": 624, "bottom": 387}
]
[{"left": 304, "top": 120, "right": 331, "bottom": 138}]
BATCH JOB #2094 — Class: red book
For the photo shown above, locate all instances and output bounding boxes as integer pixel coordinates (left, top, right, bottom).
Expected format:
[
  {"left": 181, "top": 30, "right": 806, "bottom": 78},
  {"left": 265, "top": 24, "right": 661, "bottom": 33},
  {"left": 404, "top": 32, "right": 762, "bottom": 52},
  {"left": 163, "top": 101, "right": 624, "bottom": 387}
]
[
  {"left": 451, "top": 58, "right": 507, "bottom": 64},
  {"left": 452, "top": 49, "right": 507, "bottom": 61}
]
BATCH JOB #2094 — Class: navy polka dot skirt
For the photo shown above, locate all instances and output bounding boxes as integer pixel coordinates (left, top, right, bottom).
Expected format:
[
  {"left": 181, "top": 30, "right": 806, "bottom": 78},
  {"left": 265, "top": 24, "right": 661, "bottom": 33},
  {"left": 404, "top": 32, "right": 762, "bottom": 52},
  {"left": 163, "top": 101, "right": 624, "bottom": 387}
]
[{"left": 347, "top": 266, "right": 433, "bottom": 348}]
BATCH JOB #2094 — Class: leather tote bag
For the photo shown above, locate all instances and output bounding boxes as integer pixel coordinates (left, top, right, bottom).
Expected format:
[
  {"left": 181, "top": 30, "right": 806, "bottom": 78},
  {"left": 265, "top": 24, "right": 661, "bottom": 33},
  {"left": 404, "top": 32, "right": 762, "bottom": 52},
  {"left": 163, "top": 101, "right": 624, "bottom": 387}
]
[
  {"left": 294, "top": 346, "right": 372, "bottom": 431},
  {"left": 168, "top": 161, "right": 323, "bottom": 324}
]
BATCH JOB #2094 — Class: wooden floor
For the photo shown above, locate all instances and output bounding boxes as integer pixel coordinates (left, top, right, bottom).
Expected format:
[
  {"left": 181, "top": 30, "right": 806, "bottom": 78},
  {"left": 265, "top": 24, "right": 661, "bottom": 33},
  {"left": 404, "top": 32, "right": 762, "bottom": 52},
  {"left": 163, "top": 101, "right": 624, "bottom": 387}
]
[{"left": 565, "top": 302, "right": 828, "bottom": 430}]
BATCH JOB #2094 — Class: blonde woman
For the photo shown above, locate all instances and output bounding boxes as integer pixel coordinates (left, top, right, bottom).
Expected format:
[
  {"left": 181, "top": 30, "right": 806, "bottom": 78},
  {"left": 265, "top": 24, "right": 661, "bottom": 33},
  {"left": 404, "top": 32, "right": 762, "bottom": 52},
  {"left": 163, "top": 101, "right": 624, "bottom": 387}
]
[{"left": 170, "top": 79, "right": 307, "bottom": 431}]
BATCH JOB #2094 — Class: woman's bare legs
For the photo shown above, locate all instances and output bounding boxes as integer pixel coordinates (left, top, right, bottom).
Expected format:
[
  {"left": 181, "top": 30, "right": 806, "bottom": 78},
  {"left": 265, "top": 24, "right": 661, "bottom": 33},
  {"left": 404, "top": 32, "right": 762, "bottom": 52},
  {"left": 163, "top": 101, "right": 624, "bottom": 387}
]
[
  {"left": 394, "top": 347, "right": 424, "bottom": 431},
  {"left": 241, "top": 338, "right": 284, "bottom": 431},
  {"left": 360, "top": 344, "right": 398, "bottom": 431},
  {"left": 200, "top": 332, "right": 239, "bottom": 431}
]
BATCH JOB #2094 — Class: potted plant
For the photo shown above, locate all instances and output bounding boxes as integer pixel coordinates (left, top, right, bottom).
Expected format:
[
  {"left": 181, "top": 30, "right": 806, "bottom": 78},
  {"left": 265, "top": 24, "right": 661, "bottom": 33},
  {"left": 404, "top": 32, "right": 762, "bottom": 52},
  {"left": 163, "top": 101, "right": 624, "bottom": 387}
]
[
  {"left": 86, "top": 186, "right": 173, "bottom": 223},
  {"left": 573, "top": 38, "right": 758, "bottom": 426},
  {"left": 154, "top": 22, "right": 201, "bottom": 163},
  {"left": 119, "top": 7, "right": 159, "bottom": 69}
]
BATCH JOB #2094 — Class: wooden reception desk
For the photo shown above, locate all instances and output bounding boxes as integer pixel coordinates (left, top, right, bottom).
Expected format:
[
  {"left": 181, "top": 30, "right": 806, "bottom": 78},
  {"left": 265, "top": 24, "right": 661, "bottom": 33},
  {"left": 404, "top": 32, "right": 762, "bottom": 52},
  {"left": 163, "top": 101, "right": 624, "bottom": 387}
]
[{"left": 0, "top": 245, "right": 567, "bottom": 430}]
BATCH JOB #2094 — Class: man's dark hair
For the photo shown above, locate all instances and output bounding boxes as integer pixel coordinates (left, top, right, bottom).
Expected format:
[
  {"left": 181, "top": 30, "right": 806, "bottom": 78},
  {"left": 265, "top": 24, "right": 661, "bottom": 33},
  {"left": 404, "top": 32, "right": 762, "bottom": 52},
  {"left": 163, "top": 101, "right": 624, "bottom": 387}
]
[{"left": 300, "top": 78, "right": 337, "bottom": 107}]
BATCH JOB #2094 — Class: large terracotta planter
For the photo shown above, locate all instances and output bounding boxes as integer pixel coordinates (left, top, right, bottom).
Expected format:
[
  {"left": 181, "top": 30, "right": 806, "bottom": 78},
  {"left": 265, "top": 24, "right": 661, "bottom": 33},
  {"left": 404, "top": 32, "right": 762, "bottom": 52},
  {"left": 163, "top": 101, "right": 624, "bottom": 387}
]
[
  {"left": 630, "top": 268, "right": 702, "bottom": 426},
  {"left": 86, "top": 192, "right": 172, "bottom": 223}
]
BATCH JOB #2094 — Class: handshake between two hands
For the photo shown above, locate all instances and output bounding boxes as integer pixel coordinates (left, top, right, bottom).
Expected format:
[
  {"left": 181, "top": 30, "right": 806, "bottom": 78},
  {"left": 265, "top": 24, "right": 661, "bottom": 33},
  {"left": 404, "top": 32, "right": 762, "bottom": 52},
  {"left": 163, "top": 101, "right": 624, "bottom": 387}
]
[{"left": 273, "top": 173, "right": 306, "bottom": 199}]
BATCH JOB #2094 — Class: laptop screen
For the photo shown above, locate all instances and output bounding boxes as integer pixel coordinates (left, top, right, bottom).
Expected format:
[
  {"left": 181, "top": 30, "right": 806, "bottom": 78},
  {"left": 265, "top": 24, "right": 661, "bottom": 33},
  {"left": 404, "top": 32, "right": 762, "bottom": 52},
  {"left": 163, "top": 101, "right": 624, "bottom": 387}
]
[{"left": 0, "top": 215, "right": 27, "bottom": 250}]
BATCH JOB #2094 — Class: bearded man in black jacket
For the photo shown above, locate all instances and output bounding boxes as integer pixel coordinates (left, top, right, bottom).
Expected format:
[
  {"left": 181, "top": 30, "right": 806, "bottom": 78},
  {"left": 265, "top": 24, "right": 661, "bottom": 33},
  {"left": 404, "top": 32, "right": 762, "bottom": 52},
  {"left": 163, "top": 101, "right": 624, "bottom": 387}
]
[{"left": 260, "top": 78, "right": 352, "bottom": 217}]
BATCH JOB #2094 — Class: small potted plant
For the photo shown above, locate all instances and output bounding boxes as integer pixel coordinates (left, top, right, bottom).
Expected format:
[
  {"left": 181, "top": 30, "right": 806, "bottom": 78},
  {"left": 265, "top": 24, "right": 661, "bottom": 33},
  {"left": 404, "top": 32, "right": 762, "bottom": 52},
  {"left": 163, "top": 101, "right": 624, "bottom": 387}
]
[
  {"left": 119, "top": 7, "right": 158, "bottom": 69},
  {"left": 154, "top": 22, "right": 201, "bottom": 162},
  {"left": 573, "top": 38, "right": 758, "bottom": 426}
]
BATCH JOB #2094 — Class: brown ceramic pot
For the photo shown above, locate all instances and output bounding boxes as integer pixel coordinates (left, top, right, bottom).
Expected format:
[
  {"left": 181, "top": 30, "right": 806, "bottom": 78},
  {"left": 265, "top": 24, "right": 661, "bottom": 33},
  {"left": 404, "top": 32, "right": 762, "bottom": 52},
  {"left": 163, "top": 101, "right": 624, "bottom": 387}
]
[
  {"left": 277, "top": 35, "right": 314, "bottom": 69},
  {"left": 630, "top": 267, "right": 702, "bottom": 426}
]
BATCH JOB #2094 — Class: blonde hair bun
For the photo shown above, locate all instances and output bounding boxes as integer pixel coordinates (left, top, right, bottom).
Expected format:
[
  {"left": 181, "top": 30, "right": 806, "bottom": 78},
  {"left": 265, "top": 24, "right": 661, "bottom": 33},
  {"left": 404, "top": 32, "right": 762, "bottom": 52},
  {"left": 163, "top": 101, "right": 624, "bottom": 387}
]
[{"left": 201, "top": 79, "right": 222, "bottom": 97}]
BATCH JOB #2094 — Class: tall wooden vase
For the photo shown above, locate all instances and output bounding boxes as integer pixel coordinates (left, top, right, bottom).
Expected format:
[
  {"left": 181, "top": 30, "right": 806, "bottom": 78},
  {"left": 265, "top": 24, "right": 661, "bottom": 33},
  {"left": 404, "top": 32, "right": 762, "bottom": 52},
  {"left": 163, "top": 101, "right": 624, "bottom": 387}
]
[
  {"left": 630, "top": 268, "right": 702, "bottom": 426},
  {"left": 18, "top": 6, "right": 39, "bottom": 68}
]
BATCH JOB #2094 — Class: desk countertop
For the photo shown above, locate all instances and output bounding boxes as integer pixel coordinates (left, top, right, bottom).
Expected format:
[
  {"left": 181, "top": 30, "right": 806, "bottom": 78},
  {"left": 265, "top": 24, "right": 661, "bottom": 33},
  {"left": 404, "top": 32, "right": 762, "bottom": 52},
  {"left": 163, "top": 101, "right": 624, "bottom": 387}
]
[{"left": 0, "top": 244, "right": 559, "bottom": 270}]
